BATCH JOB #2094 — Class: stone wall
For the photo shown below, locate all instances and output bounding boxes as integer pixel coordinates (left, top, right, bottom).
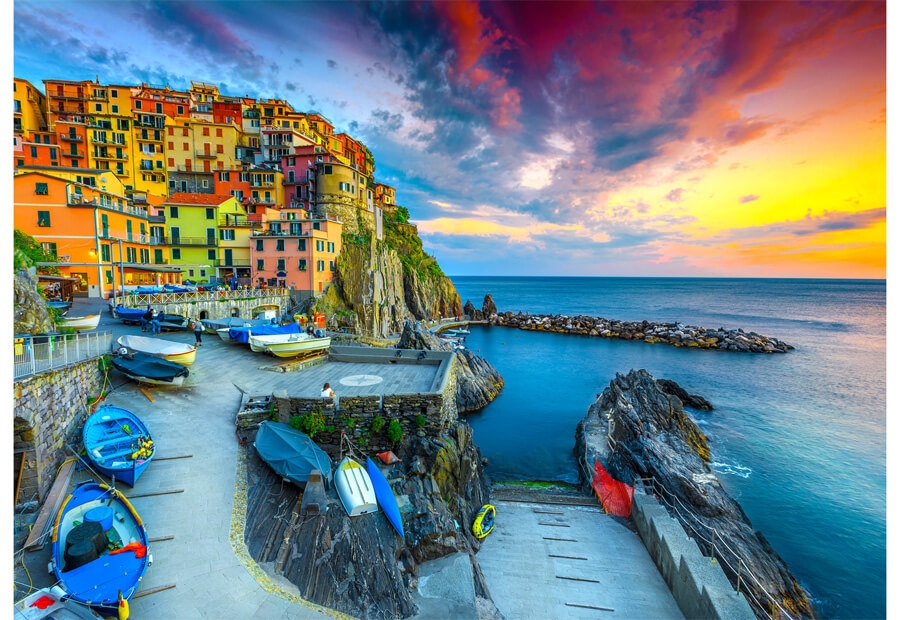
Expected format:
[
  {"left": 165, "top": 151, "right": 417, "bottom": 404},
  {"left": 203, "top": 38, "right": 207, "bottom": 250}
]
[{"left": 14, "top": 357, "right": 106, "bottom": 506}]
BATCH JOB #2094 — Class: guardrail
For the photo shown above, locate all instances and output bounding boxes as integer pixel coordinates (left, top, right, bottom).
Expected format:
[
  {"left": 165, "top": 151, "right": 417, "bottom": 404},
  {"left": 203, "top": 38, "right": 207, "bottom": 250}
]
[{"left": 13, "top": 331, "right": 112, "bottom": 382}]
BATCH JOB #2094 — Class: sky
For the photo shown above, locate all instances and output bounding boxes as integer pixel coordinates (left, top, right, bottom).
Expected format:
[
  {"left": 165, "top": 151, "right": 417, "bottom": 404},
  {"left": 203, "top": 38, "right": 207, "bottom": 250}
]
[{"left": 10, "top": 0, "right": 888, "bottom": 278}]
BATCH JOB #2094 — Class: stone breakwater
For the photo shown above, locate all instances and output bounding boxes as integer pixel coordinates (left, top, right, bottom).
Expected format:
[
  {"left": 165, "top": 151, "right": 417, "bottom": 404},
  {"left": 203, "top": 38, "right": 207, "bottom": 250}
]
[{"left": 488, "top": 312, "right": 793, "bottom": 353}]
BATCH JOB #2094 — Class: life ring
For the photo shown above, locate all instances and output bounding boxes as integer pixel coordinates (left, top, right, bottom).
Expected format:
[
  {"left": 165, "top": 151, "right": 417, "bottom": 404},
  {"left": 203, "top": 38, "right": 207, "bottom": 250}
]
[
  {"left": 472, "top": 504, "right": 496, "bottom": 539},
  {"left": 116, "top": 346, "right": 128, "bottom": 356}
]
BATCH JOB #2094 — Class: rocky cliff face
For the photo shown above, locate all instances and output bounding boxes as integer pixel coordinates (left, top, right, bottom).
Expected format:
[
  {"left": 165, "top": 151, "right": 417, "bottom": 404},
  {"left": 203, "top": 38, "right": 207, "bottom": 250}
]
[
  {"left": 244, "top": 420, "right": 492, "bottom": 619},
  {"left": 574, "top": 369, "right": 813, "bottom": 619},
  {"left": 14, "top": 272, "right": 57, "bottom": 335}
]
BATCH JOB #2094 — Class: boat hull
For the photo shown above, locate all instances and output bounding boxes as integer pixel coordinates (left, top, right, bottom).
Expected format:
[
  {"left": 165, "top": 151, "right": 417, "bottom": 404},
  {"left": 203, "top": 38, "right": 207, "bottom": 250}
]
[
  {"left": 63, "top": 314, "right": 101, "bottom": 331},
  {"left": 83, "top": 406, "right": 154, "bottom": 487},
  {"left": 265, "top": 336, "right": 331, "bottom": 358},
  {"left": 117, "top": 335, "right": 196, "bottom": 366},
  {"left": 366, "top": 457, "right": 404, "bottom": 537},
  {"left": 253, "top": 422, "right": 332, "bottom": 488},
  {"left": 113, "top": 306, "right": 145, "bottom": 324},
  {"left": 335, "top": 457, "right": 378, "bottom": 517},
  {"left": 111, "top": 352, "right": 188, "bottom": 386},
  {"left": 13, "top": 586, "right": 103, "bottom": 619},
  {"left": 51, "top": 482, "right": 149, "bottom": 614}
]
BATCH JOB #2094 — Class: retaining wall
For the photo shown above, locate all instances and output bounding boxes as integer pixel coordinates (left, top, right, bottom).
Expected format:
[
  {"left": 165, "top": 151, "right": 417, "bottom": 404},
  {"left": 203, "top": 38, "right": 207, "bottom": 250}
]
[{"left": 631, "top": 490, "right": 756, "bottom": 620}]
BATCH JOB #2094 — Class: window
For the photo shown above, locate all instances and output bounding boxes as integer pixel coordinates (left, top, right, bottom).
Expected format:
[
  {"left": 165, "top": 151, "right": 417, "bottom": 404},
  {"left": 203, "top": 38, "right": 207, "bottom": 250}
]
[
  {"left": 216, "top": 144, "right": 224, "bottom": 154},
  {"left": 101, "top": 244, "right": 110, "bottom": 261},
  {"left": 256, "top": 259, "right": 265, "bottom": 271},
  {"left": 35, "top": 182, "right": 49, "bottom": 195},
  {"left": 172, "top": 248, "right": 181, "bottom": 259},
  {"left": 111, "top": 89, "right": 118, "bottom": 97},
  {"left": 323, "top": 165, "right": 332, "bottom": 175},
  {"left": 111, "top": 104, "right": 119, "bottom": 113},
  {"left": 274, "top": 258, "right": 284, "bottom": 271},
  {"left": 37, "top": 211, "right": 50, "bottom": 226},
  {"left": 206, "top": 208, "right": 215, "bottom": 219},
  {"left": 219, "top": 172, "right": 230, "bottom": 182},
  {"left": 220, "top": 229, "right": 235, "bottom": 241},
  {"left": 313, "top": 222, "right": 321, "bottom": 230},
  {"left": 329, "top": 260, "right": 335, "bottom": 272},
  {"left": 135, "top": 100, "right": 142, "bottom": 109},
  {"left": 202, "top": 127, "right": 210, "bottom": 136},
  {"left": 188, "top": 269, "right": 195, "bottom": 277},
  {"left": 298, "top": 259, "right": 307, "bottom": 271},
  {"left": 255, "top": 239, "right": 264, "bottom": 251},
  {"left": 155, "top": 103, "right": 163, "bottom": 113},
  {"left": 276, "top": 239, "right": 284, "bottom": 251},
  {"left": 156, "top": 160, "right": 162, "bottom": 169},
  {"left": 177, "top": 105, "right": 184, "bottom": 115},
  {"left": 105, "top": 269, "right": 113, "bottom": 284},
  {"left": 49, "top": 149, "right": 57, "bottom": 160},
  {"left": 317, "top": 260, "right": 325, "bottom": 272},
  {"left": 168, "top": 158, "right": 175, "bottom": 167},
  {"left": 216, "top": 128, "right": 222, "bottom": 137},
  {"left": 183, "top": 142, "right": 189, "bottom": 151},
  {"left": 170, "top": 206, "right": 179, "bottom": 218},
  {"left": 168, "top": 142, "right": 174, "bottom": 150},
  {"left": 41, "top": 242, "right": 57, "bottom": 256},
  {"left": 202, "top": 179, "right": 209, "bottom": 188},
  {"left": 316, "top": 240, "right": 324, "bottom": 252},
  {"left": 183, "top": 128, "right": 189, "bottom": 137},
  {"left": 327, "top": 242, "right": 335, "bottom": 253},
  {"left": 298, "top": 239, "right": 306, "bottom": 251},
  {"left": 30, "top": 146, "right": 37, "bottom": 158},
  {"left": 95, "top": 103, "right": 102, "bottom": 112},
  {"left": 208, "top": 249, "right": 216, "bottom": 260}
]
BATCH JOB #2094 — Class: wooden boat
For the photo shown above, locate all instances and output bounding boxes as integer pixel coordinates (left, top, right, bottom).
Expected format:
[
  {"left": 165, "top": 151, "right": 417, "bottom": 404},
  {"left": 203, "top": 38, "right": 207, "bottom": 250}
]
[
  {"left": 157, "top": 313, "right": 189, "bottom": 331},
  {"left": 62, "top": 314, "right": 100, "bottom": 331},
  {"left": 225, "top": 323, "right": 300, "bottom": 344},
  {"left": 263, "top": 334, "right": 331, "bottom": 358},
  {"left": 111, "top": 350, "right": 189, "bottom": 386},
  {"left": 366, "top": 456, "right": 404, "bottom": 538},
  {"left": 46, "top": 300, "right": 72, "bottom": 316},
  {"left": 247, "top": 331, "right": 318, "bottom": 353},
  {"left": 117, "top": 334, "right": 196, "bottom": 366},
  {"left": 335, "top": 457, "right": 378, "bottom": 517},
  {"left": 14, "top": 586, "right": 103, "bottom": 619},
  {"left": 253, "top": 422, "right": 332, "bottom": 489},
  {"left": 216, "top": 327, "right": 242, "bottom": 344},
  {"left": 51, "top": 482, "right": 150, "bottom": 615},
  {"left": 83, "top": 406, "right": 154, "bottom": 487},
  {"left": 472, "top": 504, "right": 496, "bottom": 539}
]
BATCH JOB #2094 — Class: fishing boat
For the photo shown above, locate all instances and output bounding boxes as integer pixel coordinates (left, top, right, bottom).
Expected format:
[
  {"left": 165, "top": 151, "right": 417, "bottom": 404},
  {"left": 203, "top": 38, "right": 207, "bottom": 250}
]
[
  {"left": 253, "top": 422, "right": 332, "bottom": 489},
  {"left": 157, "top": 313, "right": 189, "bottom": 331},
  {"left": 116, "top": 334, "right": 196, "bottom": 366},
  {"left": 366, "top": 457, "right": 404, "bottom": 537},
  {"left": 215, "top": 327, "right": 242, "bottom": 344},
  {"left": 335, "top": 456, "right": 378, "bottom": 517},
  {"left": 263, "top": 334, "right": 331, "bottom": 358},
  {"left": 248, "top": 331, "right": 324, "bottom": 353},
  {"left": 472, "top": 504, "right": 496, "bottom": 539},
  {"left": 113, "top": 305, "right": 146, "bottom": 324},
  {"left": 46, "top": 300, "right": 72, "bottom": 316},
  {"left": 111, "top": 350, "right": 189, "bottom": 386},
  {"left": 445, "top": 327, "right": 470, "bottom": 336},
  {"left": 50, "top": 482, "right": 150, "bottom": 615},
  {"left": 225, "top": 322, "right": 300, "bottom": 344},
  {"left": 62, "top": 314, "right": 101, "bottom": 331},
  {"left": 83, "top": 406, "right": 154, "bottom": 487},
  {"left": 13, "top": 586, "right": 103, "bottom": 619}
]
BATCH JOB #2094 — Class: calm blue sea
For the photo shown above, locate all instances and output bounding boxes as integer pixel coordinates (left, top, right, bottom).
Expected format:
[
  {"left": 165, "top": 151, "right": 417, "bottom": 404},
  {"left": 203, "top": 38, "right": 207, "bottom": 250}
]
[{"left": 451, "top": 276, "right": 886, "bottom": 620}]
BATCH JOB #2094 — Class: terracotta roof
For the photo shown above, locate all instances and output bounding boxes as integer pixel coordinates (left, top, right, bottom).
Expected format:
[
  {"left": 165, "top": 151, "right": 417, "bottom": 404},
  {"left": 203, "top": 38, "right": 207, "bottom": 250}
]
[{"left": 164, "top": 193, "right": 234, "bottom": 205}]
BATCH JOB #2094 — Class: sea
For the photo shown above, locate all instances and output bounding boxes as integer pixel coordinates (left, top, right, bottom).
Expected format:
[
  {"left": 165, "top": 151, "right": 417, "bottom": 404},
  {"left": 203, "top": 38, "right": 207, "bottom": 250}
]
[{"left": 449, "top": 276, "right": 886, "bottom": 620}]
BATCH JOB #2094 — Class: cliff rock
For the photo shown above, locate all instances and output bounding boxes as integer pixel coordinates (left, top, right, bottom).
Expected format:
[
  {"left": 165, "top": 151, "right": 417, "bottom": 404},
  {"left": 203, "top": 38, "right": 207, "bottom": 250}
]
[
  {"left": 574, "top": 369, "right": 813, "bottom": 619},
  {"left": 481, "top": 294, "right": 497, "bottom": 317},
  {"left": 14, "top": 272, "right": 57, "bottom": 335},
  {"left": 397, "top": 320, "right": 504, "bottom": 413},
  {"left": 463, "top": 299, "right": 483, "bottom": 321}
]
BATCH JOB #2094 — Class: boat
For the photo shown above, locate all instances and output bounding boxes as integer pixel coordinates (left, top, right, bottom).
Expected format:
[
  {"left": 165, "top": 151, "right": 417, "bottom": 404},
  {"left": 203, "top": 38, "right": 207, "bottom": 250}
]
[
  {"left": 116, "top": 334, "right": 196, "bottom": 366},
  {"left": 13, "top": 586, "right": 103, "bottom": 619},
  {"left": 472, "top": 504, "right": 496, "bottom": 539},
  {"left": 111, "top": 350, "right": 189, "bottom": 386},
  {"left": 203, "top": 317, "right": 270, "bottom": 334},
  {"left": 263, "top": 334, "right": 331, "bottom": 358},
  {"left": 83, "top": 405, "right": 154, "bottom": 487},
  {"left": 225, "top": 322, "right": 299, "bottom": 344},
  {"left": 46, "top": 300, "right": 72, "bottom": 315},
  {"left": 113, "top": 305, "right": 146, "bottom": 324},
  {"left": 157, "top": 313, "right": 189, "bottom": 331},
  {"left": 50, "top": 482, "right": 150, "bottom": 615},
  {"left": 253, "top": 421, "right": 332, "bottom": 489},
  {"left": 334, "top": 456, "right": 378, "bottom": 517},
  {"left": 62, "top": 314, "right": 101, "bottom": 331},
  {"left": 216, "top": 327, "right": 243, "bottom": 344},
  {"left": 445, "top": 327, "right": 470, "bottom": 336},
  {"left": 248, "top": 331, "right": 324, "bottom": 353},
  {"left": 366, "top": 456, "right": 404, "bottom": 537}
]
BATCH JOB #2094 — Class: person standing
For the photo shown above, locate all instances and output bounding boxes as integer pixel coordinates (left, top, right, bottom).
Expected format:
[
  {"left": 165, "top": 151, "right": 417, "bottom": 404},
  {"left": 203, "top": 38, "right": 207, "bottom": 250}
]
[{"left": 192, "top": 318, "right": 204, "bottom": 347}]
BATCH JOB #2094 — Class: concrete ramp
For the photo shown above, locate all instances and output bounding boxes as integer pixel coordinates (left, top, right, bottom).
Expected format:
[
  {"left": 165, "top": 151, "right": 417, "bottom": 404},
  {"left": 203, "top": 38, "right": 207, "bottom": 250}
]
[{"left": 412, "top": 551, "right": 479, "bottom": 619}]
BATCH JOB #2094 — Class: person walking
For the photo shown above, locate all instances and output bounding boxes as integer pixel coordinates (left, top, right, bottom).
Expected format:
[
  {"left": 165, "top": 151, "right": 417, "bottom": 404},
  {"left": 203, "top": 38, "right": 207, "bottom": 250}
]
[{"left": 192, "top": 318, "right": 203, "bottom": 347}]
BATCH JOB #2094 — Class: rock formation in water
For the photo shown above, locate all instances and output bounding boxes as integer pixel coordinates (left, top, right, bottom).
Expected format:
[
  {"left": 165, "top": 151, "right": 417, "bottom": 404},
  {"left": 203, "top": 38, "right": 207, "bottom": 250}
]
[
  {"left": 491, "top": 312, "right": 793, "bottom": 353},
  {"left": 463, "top": 299, "right": 482, "bottom": 321},
  {"left": 14, "top": 271, "right": 57, "bottom": 335},
  {"left": 575, "top": 369, "right": 813, "bottom": 619},
  {"left": 481, "top": 294, "right": 497, "bottom": 318},
  {"left": 397, "top": 320, "right": 504, "bottom": 413}
]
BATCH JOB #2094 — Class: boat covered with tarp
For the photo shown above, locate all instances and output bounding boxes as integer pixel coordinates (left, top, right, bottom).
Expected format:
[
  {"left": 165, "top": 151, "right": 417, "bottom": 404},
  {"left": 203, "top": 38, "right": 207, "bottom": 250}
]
[
  {"left": 113, "top": 305, "right": 146, "bottom": 324},
  {"left": 116, "top": 334, "right": 196, "bottom": 366},
  {"left": 111, "top": 350, "right": 190, "bottom": 386},
  {"left": 227, "top": 322, "right": 299, "bottom": 344},
  {"left": 253, "top": 421, "right": 332, "bottom": 489}
]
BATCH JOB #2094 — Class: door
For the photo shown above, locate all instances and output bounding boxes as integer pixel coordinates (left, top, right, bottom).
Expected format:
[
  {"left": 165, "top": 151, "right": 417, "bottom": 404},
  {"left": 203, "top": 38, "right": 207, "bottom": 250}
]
[{"left": 224, "top": 249, "right": 233, "bottom": 267}]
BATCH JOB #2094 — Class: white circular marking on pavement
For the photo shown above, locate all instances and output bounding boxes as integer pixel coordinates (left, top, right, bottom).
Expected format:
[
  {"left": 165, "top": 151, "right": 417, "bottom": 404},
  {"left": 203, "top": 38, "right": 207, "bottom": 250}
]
[{"left": 340, "top": 374, "right": 383, "bottom": 387}]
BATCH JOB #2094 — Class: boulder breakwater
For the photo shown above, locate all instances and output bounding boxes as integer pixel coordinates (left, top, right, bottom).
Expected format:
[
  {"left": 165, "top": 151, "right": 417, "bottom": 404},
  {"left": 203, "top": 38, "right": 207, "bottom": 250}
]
[{"left": 487, "top": 311, "right": 794, "bottom": 353}]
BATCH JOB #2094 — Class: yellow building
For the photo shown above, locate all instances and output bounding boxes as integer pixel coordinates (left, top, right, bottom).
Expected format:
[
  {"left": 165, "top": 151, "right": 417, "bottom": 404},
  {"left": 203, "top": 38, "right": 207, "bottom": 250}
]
[
  {"left": 14, "top": 78, "right": 47, "bottom": 138},
  {"left": 162, "top": 192, "right": 243, "bottom": 283},
  {"left": 166, "top": 116, "right": 242, "bottom": 193}
]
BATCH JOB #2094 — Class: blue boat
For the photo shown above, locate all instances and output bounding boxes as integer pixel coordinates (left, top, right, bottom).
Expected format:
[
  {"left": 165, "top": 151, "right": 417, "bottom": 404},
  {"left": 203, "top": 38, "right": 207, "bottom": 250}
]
[
  {"left": 83, "top": 406, "right": 154, "bottom": 487},
  {"left": 51, "top": 482, "right": 150, "bottom": 615},
  {"left": 227, "top": 322, "right": 298, "bottom": 344},
  {"left": 113, "top": 305, "right": 146, "bottom": 324},
  {"left": 366, "top": 456, "right": 404, "bottom": 538}
]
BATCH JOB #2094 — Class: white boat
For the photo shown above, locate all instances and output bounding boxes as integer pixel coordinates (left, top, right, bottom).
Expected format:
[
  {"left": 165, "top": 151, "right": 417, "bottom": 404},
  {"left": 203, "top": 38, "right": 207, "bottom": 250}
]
[
  {"left": 216, "top": 327, "right": 242, "bottom": 344},
  {"left": 62, "top": 314, "right": 101, "bottom": 331},
  {"left": 117, "top": 334, "right": 197, "bottom": 366},
  {"left": 445, "top": 327, "right": 470, "bottom": 336},
  {"left": 262, "top": 334, "right": 331, "bottom": 358},
  {"left": 334, "top": 457, "right": 378, "bottom": 517},
  {"left": 14, "top": 586, "right": 103, "bottom": 619}
]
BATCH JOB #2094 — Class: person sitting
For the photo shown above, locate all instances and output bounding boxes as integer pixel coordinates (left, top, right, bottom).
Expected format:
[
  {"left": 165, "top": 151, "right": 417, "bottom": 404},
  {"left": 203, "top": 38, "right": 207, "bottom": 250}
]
[
  {"left": 141, "top": 306, "right": 153, "bottom": 332},
  {"left": 321, "top": 383, "right": 335, "bottom": 398},
  {"left": 150, "top": 311, "right": 162, "bottom": 335}
]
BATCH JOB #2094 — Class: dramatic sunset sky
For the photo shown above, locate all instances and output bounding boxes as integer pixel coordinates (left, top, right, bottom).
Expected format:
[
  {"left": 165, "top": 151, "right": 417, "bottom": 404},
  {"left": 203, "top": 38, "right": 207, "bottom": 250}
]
[{"left": 12, "top": 1, "right": 887, "bottom": 278}]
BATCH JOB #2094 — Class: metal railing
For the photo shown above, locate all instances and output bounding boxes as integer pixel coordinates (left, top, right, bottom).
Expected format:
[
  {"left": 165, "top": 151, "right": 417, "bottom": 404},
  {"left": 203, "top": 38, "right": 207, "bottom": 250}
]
[
  {"left": 119, "top": 288, "right": 289, "bottom": 307},
  {"left": 13, "top": 331, "right": 112, "bottom": 382}
]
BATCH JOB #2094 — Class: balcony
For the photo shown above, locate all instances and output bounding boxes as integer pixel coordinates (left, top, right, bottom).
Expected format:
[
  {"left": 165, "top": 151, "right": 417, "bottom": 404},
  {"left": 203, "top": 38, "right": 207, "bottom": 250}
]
[
  {"left": 60, "top": 134, "right": 84, "bottom": 142},
  {"left": 195, "top": 151, "right": 218, "bottom": 159},
  {"left": 65, "top": 150, "right": 85, "bottom": 159},
  {"left": 168, "top": 237, "right": 217, "bottom": 247},
  {"left": 209, "top": 258, "right": 252, "bottom": 267},
  {"left": 218, "top": 216, "right": 261, "bottom": 228},
  {"left": 93, "top": 152, "right": 128, "bottom": 161},
  {"left": 149, "top": 236, "right": 167, "bottom": 246},
  {"left": 173, "top": 164, "right": 213, "bottom": 173}
]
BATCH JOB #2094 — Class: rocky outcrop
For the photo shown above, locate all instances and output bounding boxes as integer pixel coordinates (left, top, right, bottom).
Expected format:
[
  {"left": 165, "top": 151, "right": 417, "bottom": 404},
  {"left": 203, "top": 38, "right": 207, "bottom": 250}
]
[
  {"left": 481, "top": 294, "right": 497, "bottom": 318},
  {"left": 657, "top": 379, "right": 713, "bottom": 411},
  {"left": 397, "top": 320, "right": 504, "bottom": 413},
  {"left": 575, "top": 369, "right": 813, "bottom": 619},
  {"left": 244, "top": 420, "right": 492, "bottom": 619},
  {"left": 463, "top": 299, "right": 483, "bottom": 321},
  {"left": 491, "top": 312, "right": 793, "bottom": 353},
  {"left": 14, "top": 271, "right": 57, "bottom": 335}
]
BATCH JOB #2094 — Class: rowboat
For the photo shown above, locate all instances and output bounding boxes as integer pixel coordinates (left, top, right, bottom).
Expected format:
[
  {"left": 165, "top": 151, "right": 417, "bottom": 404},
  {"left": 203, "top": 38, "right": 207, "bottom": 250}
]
[
  {"left": 366, "top": 457, "right": 404, "bottom": 537},
  {"left": 83, "top": 406, "right": 154, "bottom": 487},
  {"left": 113, "top": 305, "right": 145, "bottom": 324},
  {"left": 335, "top": 456, "right": 378, "bottom": 517},
  {"left": 247, "top": 331, "right": 320, "bottom": 353},
  {"left": 157, "top": 314, "right": 189, "bottom": 331},
  {"left": 216, "top": 327, "right": 242, "bottom": 344},
  {"left": 13, "top": 586, "right": 103, "bottom": 619},
  {"left": 111, "top": 350, "right": 189, "bottom": 386},
  {"left": 263, "top": 334, "right": 331, "bottom": 358},
  {"left": 46, "top": 300, "right": 72, "bottom": 315},
  {"left": 62, "top": 314, "right": 101, "bottom": 331},
  {"left": 51, "top": 482, "right": 150, "bottom": 615},
  {"left": 225, "top": 322, "right": 300, "bottom": 344},
  {"left": 117, "top": 334, "right": 196, "bottom": 366},
  {"left": 254, "top": 422, "right": 332, "bottom": 489},
  {"left": 472, "top": 504, "right": 496, "bottom": 539}
]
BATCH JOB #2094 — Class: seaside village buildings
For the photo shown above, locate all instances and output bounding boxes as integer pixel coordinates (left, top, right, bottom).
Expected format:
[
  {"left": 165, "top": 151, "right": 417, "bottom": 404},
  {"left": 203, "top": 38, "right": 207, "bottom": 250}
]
[{"left": 13, "top": 77, "right": 400, "bottom": 301}]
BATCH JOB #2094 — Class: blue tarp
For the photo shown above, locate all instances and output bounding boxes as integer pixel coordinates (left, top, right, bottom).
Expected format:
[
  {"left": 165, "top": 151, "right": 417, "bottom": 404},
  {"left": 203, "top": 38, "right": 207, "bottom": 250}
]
[
  {"left": 227, "top": 323, "right": 298, "bottom": 343},
  {"left": 254, "top": 422, "right": 332, "bottom": 488}
]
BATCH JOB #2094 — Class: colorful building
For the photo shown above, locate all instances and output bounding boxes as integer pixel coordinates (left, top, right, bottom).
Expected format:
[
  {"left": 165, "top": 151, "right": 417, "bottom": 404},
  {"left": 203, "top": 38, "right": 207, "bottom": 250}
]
[{"left": 161, "top": 193, "right": 243, "bottom": 283}]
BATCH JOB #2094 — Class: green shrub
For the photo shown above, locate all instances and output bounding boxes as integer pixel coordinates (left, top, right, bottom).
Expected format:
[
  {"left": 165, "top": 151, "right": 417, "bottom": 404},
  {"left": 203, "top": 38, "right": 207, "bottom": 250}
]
[
  {"left": 414, "top": 414, "right": 427, "bottom": 429},
  {"left": 290, "top": 409, "right": 326, "bottom": 438},
  {"left": 387, "top": 419, "right": 403, "bottom": 443},
  {"left": 371, "top": 415, "right": 385, "bottom": 434}
]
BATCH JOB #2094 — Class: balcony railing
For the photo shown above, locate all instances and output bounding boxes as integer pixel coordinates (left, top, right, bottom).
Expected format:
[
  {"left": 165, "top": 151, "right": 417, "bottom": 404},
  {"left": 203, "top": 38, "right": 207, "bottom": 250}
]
[
  {"left": 208, "top": 258, "right": 252, "bottom": 267},
  {"left": 218, "top": 217, "right": 261, "bottom": 228},
  {"left": 60, "top": 134, "right": 84, "bottom": 142},
  {"left": 168, "top": 237, "right": 217, "bottom": 247},
  {"left": 195, "top": 151, "right": 218, "bottom": 159},
  {"left": 14, "top": 331, "right": 112, "bottom": 382},
  {"left": 149, "top": 236, "right": 167, "bottom": 245}
]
